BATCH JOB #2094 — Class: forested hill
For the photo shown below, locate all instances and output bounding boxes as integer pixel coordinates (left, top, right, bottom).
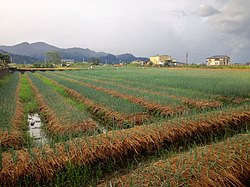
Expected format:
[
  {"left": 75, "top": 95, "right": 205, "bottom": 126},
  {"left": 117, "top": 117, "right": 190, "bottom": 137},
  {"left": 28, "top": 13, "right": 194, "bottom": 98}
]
[
  {"left": 0, "top": 42, "right": 149, "bottom": 64},
  {"left": 0, "top": 49, "right": 38, "bottom": 64}
]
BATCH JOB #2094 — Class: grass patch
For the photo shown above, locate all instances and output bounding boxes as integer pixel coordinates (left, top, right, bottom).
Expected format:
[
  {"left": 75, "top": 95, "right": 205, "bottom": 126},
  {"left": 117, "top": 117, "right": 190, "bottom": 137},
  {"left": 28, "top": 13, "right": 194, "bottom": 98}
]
[
  {"left": 19, "top": 74, "right": 39, "bottom": 114},
  {"left": 35, "top": 73, "right": 88, "bottom": 112},
  {"left": 19, "top": 73, "right": 40, "bottom": 147},
  {"left": 0, "top": 74, "right": 10, "bottom": 87}
]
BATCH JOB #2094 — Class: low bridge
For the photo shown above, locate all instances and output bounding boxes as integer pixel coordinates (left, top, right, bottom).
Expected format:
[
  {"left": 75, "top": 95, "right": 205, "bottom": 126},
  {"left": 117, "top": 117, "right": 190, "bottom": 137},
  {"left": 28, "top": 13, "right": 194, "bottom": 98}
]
[{"left": 9, "top": 67, "right": 81, "bottom": 73}]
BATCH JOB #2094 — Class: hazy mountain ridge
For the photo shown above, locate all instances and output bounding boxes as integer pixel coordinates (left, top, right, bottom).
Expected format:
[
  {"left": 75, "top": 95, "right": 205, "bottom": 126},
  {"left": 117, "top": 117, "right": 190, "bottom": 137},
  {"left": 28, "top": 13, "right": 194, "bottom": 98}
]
[
  {"left": 0, "top": 42, "right": 149, "bottom": 64},
  {"left": 0, "top": 49, "right": 38, "bottom": 64}
]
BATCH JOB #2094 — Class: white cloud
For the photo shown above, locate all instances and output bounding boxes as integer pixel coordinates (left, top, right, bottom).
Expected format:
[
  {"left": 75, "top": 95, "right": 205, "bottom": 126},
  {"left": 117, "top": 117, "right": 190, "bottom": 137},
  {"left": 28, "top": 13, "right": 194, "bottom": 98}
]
[
  {"left": 172, "top": 10, "right": 188, "bottom": 18},
  {"left": 197, "top": 4, "right": 220, "bottom": 17}
]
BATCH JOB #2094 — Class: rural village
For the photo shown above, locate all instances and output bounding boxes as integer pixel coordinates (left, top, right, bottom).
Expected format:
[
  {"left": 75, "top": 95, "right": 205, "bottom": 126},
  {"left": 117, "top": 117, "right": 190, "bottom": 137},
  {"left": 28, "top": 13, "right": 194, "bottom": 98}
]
[{"left": 0, "top": 0, "right": 250, "bottom": 186}]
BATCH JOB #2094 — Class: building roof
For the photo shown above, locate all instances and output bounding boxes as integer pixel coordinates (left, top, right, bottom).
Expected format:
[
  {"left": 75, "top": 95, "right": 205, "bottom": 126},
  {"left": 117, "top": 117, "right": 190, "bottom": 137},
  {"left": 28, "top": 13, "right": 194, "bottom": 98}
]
[
  {"left": 207, "top": 55, "right": 230, "bottom": 59},
  {"left": 61, "top": 59, "right": 75, "bottom": 62},
  {"left": 150, "top": 55, "right": 171, "bottom": 58}
]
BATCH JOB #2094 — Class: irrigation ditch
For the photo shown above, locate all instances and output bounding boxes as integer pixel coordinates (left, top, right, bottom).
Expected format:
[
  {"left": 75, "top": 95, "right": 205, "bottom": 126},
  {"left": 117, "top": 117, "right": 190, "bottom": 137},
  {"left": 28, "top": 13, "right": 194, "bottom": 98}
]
[{"left": 28, "top": 113, "right": 48, "bottom": 146}]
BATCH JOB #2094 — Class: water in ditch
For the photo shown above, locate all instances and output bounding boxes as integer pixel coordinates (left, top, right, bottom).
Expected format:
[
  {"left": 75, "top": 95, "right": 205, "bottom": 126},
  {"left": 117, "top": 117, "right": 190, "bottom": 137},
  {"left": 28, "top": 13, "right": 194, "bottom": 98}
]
[{"left": 28, "top": 113, "right": 48, "bottom": 147}]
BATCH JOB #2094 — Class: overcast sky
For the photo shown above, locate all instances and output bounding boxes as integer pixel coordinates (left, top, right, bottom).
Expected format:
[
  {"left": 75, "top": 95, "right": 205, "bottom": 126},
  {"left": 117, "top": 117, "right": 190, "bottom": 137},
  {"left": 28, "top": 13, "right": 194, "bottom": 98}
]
[{"left": 0, "top": 0, "right": 249, "bottom": 63}]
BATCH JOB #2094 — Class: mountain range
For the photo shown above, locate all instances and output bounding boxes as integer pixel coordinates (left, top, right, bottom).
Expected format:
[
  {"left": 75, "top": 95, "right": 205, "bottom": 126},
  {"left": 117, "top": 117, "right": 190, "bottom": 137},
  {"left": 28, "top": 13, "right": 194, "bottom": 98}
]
[{"left": 0, "top": 42, "right": 148, "bottom": 64}]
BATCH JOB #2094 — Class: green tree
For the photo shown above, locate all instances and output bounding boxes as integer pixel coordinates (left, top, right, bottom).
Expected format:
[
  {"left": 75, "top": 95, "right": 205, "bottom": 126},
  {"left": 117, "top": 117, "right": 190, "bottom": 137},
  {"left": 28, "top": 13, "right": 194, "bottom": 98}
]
[
  {"left": 45, "top": 51, "right": 61, "bottom": 64},
  {"left": 89, "top": 58, "right": 101, "bottom": 65},
  {"left": 148, "top": 61, "right": 153, "bottom": 66},
  {"left": 33, "top": 62, "right": 42, "bottom": 68},
  {"left": 0, "top": 53, "right": 11, "bottom": 67},
  {"left": 163, "top": 61, "right": 170, "bottom": 67}
]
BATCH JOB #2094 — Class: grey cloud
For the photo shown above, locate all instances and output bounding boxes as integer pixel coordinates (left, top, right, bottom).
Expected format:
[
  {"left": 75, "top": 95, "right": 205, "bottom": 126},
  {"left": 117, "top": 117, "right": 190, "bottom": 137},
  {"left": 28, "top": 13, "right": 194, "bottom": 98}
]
[
  {"left": 201, "top": 0, "right": 250, "bottom": 62},
  {"left": 197, "top": 4, "right": 220, "bottom": 17},
  {"left": 208, "top": 0, "right": 250, "bottom": 39}
]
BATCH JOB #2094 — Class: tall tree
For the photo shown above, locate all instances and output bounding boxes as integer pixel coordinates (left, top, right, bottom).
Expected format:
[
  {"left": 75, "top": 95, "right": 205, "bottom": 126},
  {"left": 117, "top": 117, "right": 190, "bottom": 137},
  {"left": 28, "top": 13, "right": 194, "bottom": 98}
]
[
  {"left": 89, "top": 57, "right": 101, "bottom": 65},
  {"left": 0, "top": 53, "right": 11, "bottom": 66},
  {"left": 45, "top": 51, "right": 61, "bottom": 64}
]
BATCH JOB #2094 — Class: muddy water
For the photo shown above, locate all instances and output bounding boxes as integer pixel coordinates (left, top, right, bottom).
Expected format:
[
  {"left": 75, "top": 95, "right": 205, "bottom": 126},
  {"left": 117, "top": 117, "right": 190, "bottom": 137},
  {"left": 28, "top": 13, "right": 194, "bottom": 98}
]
[{"left": 28, "top": 113, "right": 48, "bottom": 146}]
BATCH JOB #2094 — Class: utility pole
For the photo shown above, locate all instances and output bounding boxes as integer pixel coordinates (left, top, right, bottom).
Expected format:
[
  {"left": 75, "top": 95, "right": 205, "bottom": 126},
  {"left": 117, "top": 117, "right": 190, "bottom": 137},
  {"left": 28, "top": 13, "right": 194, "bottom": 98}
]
[{"left": 185, "top": 52, "right": 189, "bottom": 65}]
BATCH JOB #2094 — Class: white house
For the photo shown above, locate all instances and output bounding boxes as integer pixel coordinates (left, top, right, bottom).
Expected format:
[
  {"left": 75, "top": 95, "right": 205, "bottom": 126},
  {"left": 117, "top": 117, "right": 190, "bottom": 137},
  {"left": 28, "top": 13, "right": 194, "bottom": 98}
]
[
  {"left": 207, "top": 55, "right": 230, "bottom": 66},
  {"left": 61, "top": 59, "right": 75, "bottom": 67}
]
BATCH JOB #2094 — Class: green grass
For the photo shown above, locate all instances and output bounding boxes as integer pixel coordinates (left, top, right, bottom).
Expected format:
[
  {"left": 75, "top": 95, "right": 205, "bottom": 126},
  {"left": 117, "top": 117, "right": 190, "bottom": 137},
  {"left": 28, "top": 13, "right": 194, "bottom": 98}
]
[
  {"left": 0, "top": 74, "right": 11, "bottom": 87},
  {"left": 28, "top": 72, "right": 92, "bottom": 125},
  {"left": 27, "top": 72, "right": 99, "bottom": 142},
  {"left": 40, "top": 72, "right": 148, "bottom": 115},
  {"left": 34, "top": 73, "right": 88, "bottom": 112},
  {"left": 64, "top": 70, "right": 219, "bottom": 100},
  {"left": 62, "top": 67, "right": 250, "bottom": 98},
  {"left": 56, "top": 72, "right": 184, "bottom": 107},
  {"left": 18, "top": 73, "right": 40, "bottom": 147},
  {"left": 19, "top": 74, "right": 39, "bottom": 114},
  {"left": 0, "top": 72, "right": 19, "bottom": 131}
]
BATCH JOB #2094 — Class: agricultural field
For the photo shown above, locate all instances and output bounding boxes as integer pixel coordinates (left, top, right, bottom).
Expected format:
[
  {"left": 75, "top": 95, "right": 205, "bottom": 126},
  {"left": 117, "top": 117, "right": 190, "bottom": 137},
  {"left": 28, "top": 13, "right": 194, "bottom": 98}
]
[{"left": 0, "top": 66, "right": 249, "bottom": 186}]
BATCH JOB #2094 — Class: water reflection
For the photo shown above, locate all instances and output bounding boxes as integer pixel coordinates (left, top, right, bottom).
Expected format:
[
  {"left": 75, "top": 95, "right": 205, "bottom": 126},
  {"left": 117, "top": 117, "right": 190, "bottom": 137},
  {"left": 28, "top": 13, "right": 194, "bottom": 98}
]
[{"left": 28, "top": 113, "right": 48, "bottom": 146}]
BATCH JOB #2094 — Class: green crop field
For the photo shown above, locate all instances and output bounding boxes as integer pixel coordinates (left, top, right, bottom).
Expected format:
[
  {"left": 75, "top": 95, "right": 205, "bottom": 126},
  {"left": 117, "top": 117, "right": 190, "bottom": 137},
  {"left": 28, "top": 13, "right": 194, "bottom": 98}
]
[
  {"left": 0, "top": 73, "right": 19, "bottom": 131},
  {"left": 0, "top": 66, "right": 249, "bottom": 186}
]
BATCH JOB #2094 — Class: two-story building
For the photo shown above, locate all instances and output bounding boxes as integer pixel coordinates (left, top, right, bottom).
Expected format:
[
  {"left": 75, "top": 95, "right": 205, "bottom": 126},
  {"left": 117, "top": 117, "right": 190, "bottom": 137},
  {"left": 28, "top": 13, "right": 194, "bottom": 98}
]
[
  {"left": 150, "top": 55, "right": 173, "bottom": 65},
  {"left": 61, "top": 59, "right": 75, "bottom": 67},
  {"left": 207, "top": 55, "right": 230, "bottom": 66}
]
